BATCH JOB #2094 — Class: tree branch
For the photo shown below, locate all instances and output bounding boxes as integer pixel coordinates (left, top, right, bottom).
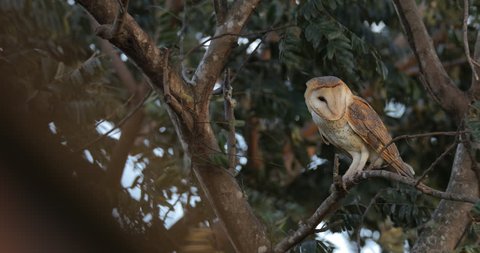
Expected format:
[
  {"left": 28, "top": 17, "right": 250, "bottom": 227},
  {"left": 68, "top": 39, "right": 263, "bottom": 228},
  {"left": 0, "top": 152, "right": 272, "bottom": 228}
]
[
  {"left": 274, "top": 158, "right": 480, "bottom": 253},
  {"left": 213, "top": 0, "right": 228, "bottom": 25},
  {"left": 95, "top": 0, "right": 129, "bottom": 40},
  {"left": 94, "top": 27, "right": 149, "bottom": 188},
  {"left": 192, "top": 0, "right": 261, "bottom": 107},
  {"left": 392, "top": 0, "right": 470, "bottom": 118},
  {"left": 78, "top": 0, "right": 190, "bottom": 105},
  {"left": 361, "top": 170, "right": 478, "bottom": 203},
  {"left": 412, "top": 144, "right": 479, "bottom": 252}
]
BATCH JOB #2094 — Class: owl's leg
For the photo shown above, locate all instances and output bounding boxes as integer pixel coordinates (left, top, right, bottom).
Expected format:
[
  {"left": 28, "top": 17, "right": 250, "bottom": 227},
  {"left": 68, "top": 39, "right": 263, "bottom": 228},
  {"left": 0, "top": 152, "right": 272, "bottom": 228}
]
[{"left": 343, "top": 148, "right": 369, "bottom": 186}]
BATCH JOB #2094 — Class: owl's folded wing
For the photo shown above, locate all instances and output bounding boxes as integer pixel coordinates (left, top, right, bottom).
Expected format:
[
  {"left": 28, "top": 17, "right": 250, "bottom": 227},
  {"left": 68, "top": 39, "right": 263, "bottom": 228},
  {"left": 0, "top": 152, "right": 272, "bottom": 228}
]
[{"left": 346, "top": 96, "right": 413, "bottom": 177}]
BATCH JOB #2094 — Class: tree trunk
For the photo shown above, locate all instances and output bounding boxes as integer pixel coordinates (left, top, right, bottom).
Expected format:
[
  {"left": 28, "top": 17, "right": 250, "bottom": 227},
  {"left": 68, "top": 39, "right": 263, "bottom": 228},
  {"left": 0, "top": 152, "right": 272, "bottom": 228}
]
[{"left": 412, "top": 144, "right": 478, "bottom": 252}]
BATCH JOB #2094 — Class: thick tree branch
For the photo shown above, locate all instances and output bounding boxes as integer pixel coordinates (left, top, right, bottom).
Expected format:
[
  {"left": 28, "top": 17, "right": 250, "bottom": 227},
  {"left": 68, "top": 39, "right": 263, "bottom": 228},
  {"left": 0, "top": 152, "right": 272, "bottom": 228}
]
[
  {"left": 95, "top": 0, "right": 129, "bottom": 40},
  {"left": 78, "top": 0, "right": 191, "bottom": 105},
  {"left": 392, "top": 0, "right": 470, "bottom": 118},
  {"left": 78, "top": 1, "right": 271, "bottom": 252},
  {"left": 409, "top": 16, "right": 480, "bottom": 251},
  {"left": 192, "top": 0, "right": 261, "bottom": 106},
  {"left": 412, "top": 144, "right": 479, "bottom": 252}
]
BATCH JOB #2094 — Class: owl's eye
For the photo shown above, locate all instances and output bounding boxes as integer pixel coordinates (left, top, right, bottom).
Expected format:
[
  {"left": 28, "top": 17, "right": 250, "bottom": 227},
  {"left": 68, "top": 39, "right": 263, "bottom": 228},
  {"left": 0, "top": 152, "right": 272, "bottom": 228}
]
[{"left": 318, "top": 96, "right": 327, "bottom": 103}]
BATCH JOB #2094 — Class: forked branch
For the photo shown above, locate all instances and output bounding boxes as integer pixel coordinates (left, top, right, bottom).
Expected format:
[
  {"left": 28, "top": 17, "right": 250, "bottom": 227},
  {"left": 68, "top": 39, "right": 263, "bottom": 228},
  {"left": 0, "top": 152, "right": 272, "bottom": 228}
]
[{"left": 274, "top": 157, "right": 480, "bottom": 253}]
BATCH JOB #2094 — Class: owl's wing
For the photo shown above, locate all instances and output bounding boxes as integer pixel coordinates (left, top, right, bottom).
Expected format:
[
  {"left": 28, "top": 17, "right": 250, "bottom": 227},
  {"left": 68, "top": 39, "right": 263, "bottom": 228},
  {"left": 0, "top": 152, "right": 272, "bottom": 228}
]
[{"left": 346, "top": 96, "right": 414, "bottom": 177}]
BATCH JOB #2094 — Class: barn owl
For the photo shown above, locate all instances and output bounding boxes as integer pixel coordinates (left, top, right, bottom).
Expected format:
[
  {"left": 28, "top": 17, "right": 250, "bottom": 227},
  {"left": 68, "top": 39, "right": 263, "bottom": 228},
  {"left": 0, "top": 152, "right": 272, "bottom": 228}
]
[{"left": 304, "top": 76, "right": 414, "bottom": 184}]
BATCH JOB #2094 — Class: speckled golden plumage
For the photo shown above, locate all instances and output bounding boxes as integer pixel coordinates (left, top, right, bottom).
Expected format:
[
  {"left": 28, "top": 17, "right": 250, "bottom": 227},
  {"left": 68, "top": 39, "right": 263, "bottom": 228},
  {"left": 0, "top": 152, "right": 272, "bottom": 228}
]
[{"left": 304, "top": 76, "right": 414, "bottom": 182}]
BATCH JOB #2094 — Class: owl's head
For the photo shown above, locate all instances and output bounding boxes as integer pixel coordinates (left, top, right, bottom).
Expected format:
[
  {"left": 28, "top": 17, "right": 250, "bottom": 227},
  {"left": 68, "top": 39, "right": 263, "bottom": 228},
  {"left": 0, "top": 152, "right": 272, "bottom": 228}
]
[{"left": 304, "top": 76, "right": 352, "bottom": 121}]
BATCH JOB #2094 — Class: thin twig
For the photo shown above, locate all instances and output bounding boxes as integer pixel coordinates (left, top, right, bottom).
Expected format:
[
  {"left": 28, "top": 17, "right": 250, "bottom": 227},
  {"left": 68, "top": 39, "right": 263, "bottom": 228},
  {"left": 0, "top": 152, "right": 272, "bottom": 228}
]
[
  {"left": 361, "top": 170, "right": 479, "bottom": 203},
  {"left": 76, "top": 88, "right": 152, "bottom": 152},
  {"left": 415, "top": 141, "right": 458, "bottom": 186},
  {"left": 314, "top": 220, "right": 343, "bottom": 233},
  {"left": 224, "top": 69, "right": 237, "bottom": 175},
  {"left": 356, "top": 189, "right": 388, "bottom": 251},
  {"left": 181, "top": 24, "right": 294, "bottom": 61},
  {"left": 229, "top": 38, "right": 263, "bottom": 85},
  {"left": 162, "top": 195, "right": 182, "bottom": 221},
  {"left": 463, "top": 0, "right": 479, "bottom": 80},
  {"left": 367, "top": 131, "right": 469, "bottom": 170}
]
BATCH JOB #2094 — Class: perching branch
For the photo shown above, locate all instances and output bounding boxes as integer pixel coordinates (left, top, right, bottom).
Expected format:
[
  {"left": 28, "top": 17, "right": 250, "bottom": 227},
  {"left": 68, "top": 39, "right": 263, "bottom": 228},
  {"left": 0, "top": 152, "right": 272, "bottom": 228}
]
[{"left": 274, "top": 159, "right": 480, "bottom": 253}]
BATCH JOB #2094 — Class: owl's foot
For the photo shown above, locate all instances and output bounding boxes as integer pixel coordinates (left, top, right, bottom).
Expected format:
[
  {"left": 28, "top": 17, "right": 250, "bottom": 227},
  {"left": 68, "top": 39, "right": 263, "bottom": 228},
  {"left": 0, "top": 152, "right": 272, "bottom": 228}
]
[{"left": 342, "top": 171, "right": 362, "bottom": 189}]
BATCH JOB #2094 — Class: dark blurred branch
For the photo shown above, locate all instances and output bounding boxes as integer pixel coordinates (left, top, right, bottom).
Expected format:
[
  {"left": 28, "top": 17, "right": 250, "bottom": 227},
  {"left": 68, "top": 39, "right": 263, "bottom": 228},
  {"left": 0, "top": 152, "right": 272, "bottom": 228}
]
[
  {"left": 393, "top": 0, "right": 470, "bottom": 118},
  {"left": 92, "top": 18, "right": 150, "bottom": 188},
  {"left": 75, "top": 88, "right": 152, "bottom": 152}
]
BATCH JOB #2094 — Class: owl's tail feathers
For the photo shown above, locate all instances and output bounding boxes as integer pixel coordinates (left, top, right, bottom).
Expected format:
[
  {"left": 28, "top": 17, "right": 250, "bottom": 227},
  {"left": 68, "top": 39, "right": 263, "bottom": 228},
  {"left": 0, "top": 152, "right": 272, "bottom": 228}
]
[
  {"left": 403, "top": 162, "right": 415, "bottom": 177},
  {"left": 391, "top": 160, "right": 415, "bottom": 178}
]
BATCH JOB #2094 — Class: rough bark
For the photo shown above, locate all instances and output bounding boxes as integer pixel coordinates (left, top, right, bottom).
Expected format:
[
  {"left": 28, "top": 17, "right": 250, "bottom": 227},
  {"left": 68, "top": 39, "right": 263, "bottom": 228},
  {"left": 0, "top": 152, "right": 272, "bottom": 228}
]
[
  {"left": 412, "top": 144, "right": 478, "bottom": 252},
  {"left": 392, "top": 0, "right": 480, "bottom": 251},
  {"left": 77, "top": 0, "right": 271, "bottom": 252}
]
